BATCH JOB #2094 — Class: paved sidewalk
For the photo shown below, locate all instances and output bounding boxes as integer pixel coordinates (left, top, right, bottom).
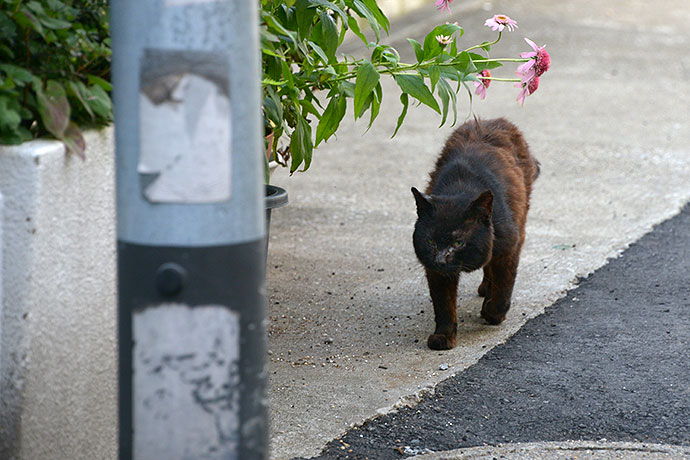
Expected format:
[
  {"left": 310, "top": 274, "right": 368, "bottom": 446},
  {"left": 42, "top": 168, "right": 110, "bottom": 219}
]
[{"left": 266, "top": 0, "right": 690, "bottom": 458}]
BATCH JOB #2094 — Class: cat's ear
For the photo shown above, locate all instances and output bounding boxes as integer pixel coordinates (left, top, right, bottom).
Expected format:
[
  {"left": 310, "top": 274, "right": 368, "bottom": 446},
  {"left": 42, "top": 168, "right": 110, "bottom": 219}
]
[
  {"left": 411, "top": 187, "right": 433, "bottom": 215},
  {"left": 470, "top": 190, "right": 493, "bottom": 221}
]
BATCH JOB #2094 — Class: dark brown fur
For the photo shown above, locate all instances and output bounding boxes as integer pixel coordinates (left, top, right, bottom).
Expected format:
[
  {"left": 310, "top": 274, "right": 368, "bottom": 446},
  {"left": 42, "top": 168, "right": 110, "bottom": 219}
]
[{"left": 412, "top": 118, "right": 539, "bottom": 350}]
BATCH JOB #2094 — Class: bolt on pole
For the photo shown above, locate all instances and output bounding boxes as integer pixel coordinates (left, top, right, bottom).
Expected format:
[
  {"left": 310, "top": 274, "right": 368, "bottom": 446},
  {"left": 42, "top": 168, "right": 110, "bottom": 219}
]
[{"left": 110, "top": 1, "right": 268, "bottom": 459}]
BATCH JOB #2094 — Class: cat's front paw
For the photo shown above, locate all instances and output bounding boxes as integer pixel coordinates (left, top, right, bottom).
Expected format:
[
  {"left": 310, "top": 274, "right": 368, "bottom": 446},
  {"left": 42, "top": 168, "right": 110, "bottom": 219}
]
[
  {"left": 480, "top": 308, "right": 506, "bottom": 325},
  {"left": 427, "top": 333, "right": 456, "bottom": 350}
]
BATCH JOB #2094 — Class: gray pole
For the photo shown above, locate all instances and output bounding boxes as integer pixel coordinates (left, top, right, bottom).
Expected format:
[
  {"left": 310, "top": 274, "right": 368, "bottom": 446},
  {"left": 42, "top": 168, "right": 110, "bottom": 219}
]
[{"left": 110, "top": 1, "right": 267, "bottom": 459}]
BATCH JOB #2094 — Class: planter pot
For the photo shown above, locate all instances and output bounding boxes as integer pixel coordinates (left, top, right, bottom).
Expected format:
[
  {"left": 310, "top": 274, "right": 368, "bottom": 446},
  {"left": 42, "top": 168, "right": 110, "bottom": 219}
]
[{"left": 264, "top": 184, "right": 288, "bottom": 260}]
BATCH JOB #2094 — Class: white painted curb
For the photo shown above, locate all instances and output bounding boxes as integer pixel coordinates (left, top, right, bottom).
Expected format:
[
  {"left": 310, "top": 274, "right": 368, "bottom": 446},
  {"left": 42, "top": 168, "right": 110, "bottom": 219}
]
[{"left": 0, "top": 129, "right": 117, "bottom": 459}]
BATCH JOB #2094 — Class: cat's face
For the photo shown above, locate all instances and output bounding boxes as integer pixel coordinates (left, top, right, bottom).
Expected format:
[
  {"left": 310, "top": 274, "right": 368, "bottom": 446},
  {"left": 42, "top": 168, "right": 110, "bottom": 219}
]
[{"left": 412, "top": 188, "right": 494, "bottom": 274}]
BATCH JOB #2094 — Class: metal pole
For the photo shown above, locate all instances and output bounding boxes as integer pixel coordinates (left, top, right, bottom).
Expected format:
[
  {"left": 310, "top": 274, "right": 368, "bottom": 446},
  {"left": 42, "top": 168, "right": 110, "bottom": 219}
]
[{"left": 110, "top": 1, "right": 267, "bottom": 459}]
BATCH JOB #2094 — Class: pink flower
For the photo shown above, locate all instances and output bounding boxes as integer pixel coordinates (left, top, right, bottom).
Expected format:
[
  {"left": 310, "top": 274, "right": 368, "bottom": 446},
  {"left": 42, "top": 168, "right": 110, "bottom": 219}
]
[
  {"left": 519, "top": 38, "right": 551, "bottom": 77},
  {"left": 473, "top": 69, "right": 491, "bottom": 100},
  {"left": 435, "top": 0, "right": 452, "bottom": 14},
  {"left": 484, "top": 14, "right": 518, "bottom": 32},
  {"left": 515, "top": 75, "right": 539, "bottom": 106}
]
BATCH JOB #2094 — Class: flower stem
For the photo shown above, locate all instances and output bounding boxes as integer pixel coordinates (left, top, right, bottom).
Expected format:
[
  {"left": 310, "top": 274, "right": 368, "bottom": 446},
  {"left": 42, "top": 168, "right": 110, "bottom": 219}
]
[
  {"left": 463, "top": 32, "right": 501, "bottom": 54},
  {"left": 478, "top": 76, "right": 520, "bottom": 82},
  {"left": 292, "top": 57, "right": 530, "bottom": 90}
]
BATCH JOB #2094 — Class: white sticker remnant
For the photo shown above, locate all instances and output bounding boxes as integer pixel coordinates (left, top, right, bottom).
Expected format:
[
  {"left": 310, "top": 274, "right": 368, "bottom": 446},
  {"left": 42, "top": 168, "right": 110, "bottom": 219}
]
[
  {"left": 133, "top": 304, "right": 240, "bottom": 460},
  {"left": 139, "top": 73, "right": 231, "bottom": 203}
]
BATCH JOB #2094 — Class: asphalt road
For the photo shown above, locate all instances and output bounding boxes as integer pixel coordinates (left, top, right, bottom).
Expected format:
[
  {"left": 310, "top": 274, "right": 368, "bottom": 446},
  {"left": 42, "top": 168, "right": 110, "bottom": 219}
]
[{"left": 298, "top": 203, "right": 690, "bottom": 459}]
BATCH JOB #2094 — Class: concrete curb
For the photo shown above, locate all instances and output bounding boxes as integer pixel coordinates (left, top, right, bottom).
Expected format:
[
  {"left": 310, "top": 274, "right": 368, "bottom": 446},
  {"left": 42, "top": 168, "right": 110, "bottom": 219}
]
[{"left": 408, "top": 441, "right": 690, "bottom": 460}]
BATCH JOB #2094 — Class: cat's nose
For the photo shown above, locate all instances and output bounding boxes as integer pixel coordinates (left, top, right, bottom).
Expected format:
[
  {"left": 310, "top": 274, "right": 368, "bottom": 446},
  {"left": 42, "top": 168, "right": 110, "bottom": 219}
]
[{"left": 435, "top": 248, "right": 453, "bottom": 265}]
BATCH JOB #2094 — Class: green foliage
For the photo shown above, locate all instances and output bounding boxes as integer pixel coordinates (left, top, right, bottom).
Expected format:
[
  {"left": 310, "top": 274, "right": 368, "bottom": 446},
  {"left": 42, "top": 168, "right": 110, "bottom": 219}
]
[
  {"left": 260, "top": 0, "right": 521, "bottom": 175},
  {"left": 0, "top": 0, "right": 111, "bottom": 158}
]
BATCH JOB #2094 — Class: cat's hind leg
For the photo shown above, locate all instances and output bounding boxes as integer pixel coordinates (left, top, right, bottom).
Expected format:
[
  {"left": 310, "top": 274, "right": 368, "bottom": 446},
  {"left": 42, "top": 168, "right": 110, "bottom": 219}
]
[{"left": 425, "top": 269, "right": 459, "bottom": 350}]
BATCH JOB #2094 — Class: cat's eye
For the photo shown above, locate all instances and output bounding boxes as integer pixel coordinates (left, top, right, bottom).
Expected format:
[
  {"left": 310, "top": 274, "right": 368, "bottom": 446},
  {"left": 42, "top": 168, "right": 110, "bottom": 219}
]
[
  {"left": 453, "top": 240, "right": 465, "bottom": 249},
  {"left": 427, "top": 239, "right": 436, "bottom": 246}
]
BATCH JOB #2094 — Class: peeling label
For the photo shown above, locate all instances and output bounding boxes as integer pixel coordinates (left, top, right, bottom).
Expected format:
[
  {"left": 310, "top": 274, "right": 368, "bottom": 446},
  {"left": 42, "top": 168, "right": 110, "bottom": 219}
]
[
  {"left": 133, "top": 304, "right": 240, "bottom": 460},
  {"left": 139, "top": 49, "right": 231, "bottom": 204}
]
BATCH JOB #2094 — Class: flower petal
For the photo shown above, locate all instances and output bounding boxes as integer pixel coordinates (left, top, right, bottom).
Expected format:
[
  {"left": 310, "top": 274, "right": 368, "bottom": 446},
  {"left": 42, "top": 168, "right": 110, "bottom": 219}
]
[{"left": 524, "top": 37, "right": 538, "bottom": 52}]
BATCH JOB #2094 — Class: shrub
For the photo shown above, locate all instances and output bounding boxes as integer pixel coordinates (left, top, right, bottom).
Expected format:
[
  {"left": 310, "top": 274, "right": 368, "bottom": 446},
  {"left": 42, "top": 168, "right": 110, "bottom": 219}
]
[{"left": 0, "top": 0, "right": 112, "bottom": 158}]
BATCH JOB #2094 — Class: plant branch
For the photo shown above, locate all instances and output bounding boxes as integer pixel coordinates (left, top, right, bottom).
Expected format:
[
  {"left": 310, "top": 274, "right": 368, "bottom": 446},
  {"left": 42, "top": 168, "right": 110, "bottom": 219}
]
[{"left": 462, "top": 32, "right": 502, "bottom": 53}]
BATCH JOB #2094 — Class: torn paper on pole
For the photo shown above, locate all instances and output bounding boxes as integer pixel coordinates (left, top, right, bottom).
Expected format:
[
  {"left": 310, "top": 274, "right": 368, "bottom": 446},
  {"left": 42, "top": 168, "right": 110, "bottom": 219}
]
[{"left": 139, "top": 72, "right": 231, "bottom": 204}]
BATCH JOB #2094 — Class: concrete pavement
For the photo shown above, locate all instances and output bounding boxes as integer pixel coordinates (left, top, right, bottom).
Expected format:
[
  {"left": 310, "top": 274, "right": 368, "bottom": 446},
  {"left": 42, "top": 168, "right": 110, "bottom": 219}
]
[{"left": 266, "top": 0, "right": 690, "bottom": 458}]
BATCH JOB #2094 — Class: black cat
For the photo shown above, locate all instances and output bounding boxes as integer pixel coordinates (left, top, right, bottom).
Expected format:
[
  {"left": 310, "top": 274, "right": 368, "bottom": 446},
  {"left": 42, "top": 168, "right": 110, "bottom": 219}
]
[{"left": 412, "top": 118, "right": 540, "bottom": 350}]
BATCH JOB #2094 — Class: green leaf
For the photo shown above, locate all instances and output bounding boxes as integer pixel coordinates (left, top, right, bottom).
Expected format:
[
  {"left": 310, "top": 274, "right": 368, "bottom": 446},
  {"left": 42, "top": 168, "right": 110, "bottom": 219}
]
[
  {"left": 356, "top": 0, "right": 389, "bottom": 34},
  {"left": 356, "top": 93, "right": 372, "bottom": 119},
  {"left": 84, "top": 84, "right": 112, "bottom": 119},
  {"left": 0, "top": 11, "right": 17, "bottom": 41},
  {"left": 87, "top": 74, "right": 112, "bottom": 92},
  {"left": 0, "top": 76, "right": 15, "bottom": 91},
  {"left": 0, "top": 125, "right": 32, "bottom": 144},
  {"left": 449, "top": 37, "right": 458, "bottom": 56},
  {"left": 351, "top": 0, "right": 380, "bottom": 42},
  {"left": 429, "top": 65, "right": 441, "bottom": 91},
  {"left": 341, "top": 81, "right": 355, "bottom": 98},
  {"left": 391, "top": 92, "right": 409, "bottom": 138},
  {"left": 38, "top": 15, "right": 71, "bottom": 30},
  {"left": 371, "top": 44, "right": 399, "bottom": 67},
  {"left": 439, "top": 66, "right": 459, "bottom": 82},
  {"left": 309, "top": 0, "right": 347, "bottom": 23},
  {"left": 26, "top": 1, "right": 46, "bottom": 15},
  {"left": 263, "top": 12, "right": 297, "bottom": 47},
  {"left": 290, "top": 114, "right": 313, "bottom": 172},
  {"left": 295, "top": 0, "right": 316, "bottom": 39},
  {"left": 307, "top": 40, "right": 329, "bottom": 64},
  {"left": 315, "top": 93, "right": 346, "bottom": 146},
  {"left": 407, "top": 38, "right": 424, "bottom": 64},
  {"left": 451, "top": 51, "right": 477, "bottom": 74},
  {"left": 281, "top": 60, "right": 295, "bottom": 89},
  {"left": 262, "top": 77, "right": 287, "bottom": 86},
  {"left": 66, "top": 80, "right": 95, "bottom": 119},
  {"left": 347, "top": 16, "right": 367, "bottom": 45},
  {"left": 437, "top": 77, "right": 458, "bottom": 127},
  {"left": 0, "top": 63, "right": 35, "bottom": 85},
  {"left": 394, "top": 74, "right": 440, "bottom": 114},
  {"left": 35, "top": 80, "right": 70, "bottom": 138},
  {"left": 366, "top": 82, "right": 382, "bottom": 131},
  {"left": 263, "top": 87, "right": 284, "bottom": 128},
  {"left": 0, "top": 43, "right": 15, "bottom": 60},
  {"left": 318, "top": 11, "right": 338, "bottom": 62},
  {"left": 460, "top": 79, "right": 474, "bottom": 118},
  {"left": 15, "top": 9, "right": 45, "bottom": 37},
  {"left": 62, "top": 122, "right": 86, "bottom": 159},
  {"left": 423, "top": 23, "right": 463, "bottom": 60},
  {"left": 0, "top": 95, "right": 22, "bottom": 131},
  {"left": 262, "top": 47, "right": 285, "bottom": 59},
  {"left": 300, "top": 99, "right": 321, "bottom": 119},
  {"left": 354, "top": 60, "right": 379, "bottom": 120}
]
